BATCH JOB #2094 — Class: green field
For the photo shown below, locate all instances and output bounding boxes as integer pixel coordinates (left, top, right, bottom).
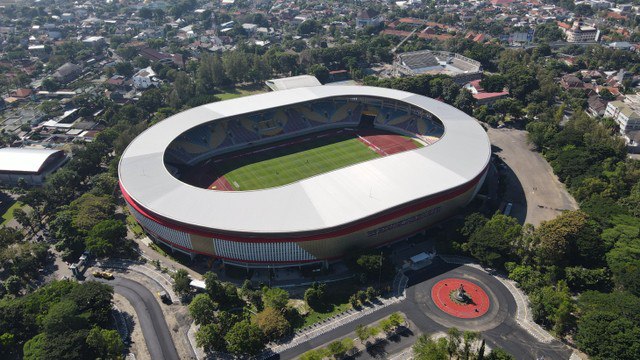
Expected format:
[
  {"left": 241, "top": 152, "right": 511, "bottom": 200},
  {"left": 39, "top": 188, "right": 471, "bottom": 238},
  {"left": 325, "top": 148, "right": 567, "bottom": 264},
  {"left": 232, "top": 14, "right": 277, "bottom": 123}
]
[
  {"left": 224, "top": 137, "right": 380, "bottom": 190},
  {"left": 1, "top": 201, "right": 23, "bottom": 226},
  {"left": 215, "top": 85, "right": 266, "bottom": 101}
]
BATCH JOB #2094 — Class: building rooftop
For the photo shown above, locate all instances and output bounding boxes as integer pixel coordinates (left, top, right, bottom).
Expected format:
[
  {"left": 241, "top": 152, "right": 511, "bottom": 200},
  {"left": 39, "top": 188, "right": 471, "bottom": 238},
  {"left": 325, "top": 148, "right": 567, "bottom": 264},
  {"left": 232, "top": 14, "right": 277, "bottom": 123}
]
[
  {"left": 119, "top": 86, "right": 491, "bottom": 234},
  {"left": 265, "top": 75, "right": 322, "bottom": 91},
  {"left": 0, "top": 148, "right": 62, "bottom": 173}
]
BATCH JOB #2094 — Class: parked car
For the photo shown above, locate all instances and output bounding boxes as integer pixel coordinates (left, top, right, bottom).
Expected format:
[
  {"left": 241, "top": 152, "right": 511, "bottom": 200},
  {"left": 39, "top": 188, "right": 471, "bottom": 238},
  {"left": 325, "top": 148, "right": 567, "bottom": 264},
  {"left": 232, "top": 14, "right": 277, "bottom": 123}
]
[
  {"left": 92, "top": 271, "right": 114, "bottom": 280},
  {"left": 158, "top": 291, "right": 172, "bottom": 304}
]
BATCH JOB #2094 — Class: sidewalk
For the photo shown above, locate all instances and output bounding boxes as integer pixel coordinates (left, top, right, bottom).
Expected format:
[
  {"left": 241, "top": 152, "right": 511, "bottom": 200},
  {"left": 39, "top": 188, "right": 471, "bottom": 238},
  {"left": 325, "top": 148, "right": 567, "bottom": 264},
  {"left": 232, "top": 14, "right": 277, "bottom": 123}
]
[
  {"left": 131, "top": 234, "right": 360, "bottom": 289},
  {"left": 187, "top": 273, "right": 410, "bottom": 360}
]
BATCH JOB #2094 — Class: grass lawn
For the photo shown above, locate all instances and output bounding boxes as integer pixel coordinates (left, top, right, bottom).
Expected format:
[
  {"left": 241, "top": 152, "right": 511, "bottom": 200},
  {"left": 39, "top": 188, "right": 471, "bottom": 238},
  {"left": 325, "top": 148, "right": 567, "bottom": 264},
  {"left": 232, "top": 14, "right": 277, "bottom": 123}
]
[
  {"left": 126, "top": 214, "right": 145, "bottom": 238},
  {"left": 216, "top": 85, "right": 266, "bottom": 101},
  {"left": 290, "top": 278, "right": 361, "bottom": 329},
  {"left": 1, "top": 201, "right": 23, "bottom": 226},
  {"left": 302, "top": 302, "right": 351, "bottom": 328},
  {"left": 224, "top": 137, "right": 380, "bottom": 190}
]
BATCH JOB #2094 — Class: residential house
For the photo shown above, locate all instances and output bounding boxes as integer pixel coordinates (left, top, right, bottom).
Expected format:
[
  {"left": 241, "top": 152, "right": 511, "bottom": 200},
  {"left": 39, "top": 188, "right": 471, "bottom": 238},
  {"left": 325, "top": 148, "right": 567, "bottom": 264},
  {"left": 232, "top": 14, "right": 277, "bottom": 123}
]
[
  {"left": 53, "top": 63, "right": 82, "bottom": 83},
  {"left": 356, "top": 9, "right": 381, "bottom": 28},
  {"left": 132, "top": 67, "right": 157, "bottom": 89}
]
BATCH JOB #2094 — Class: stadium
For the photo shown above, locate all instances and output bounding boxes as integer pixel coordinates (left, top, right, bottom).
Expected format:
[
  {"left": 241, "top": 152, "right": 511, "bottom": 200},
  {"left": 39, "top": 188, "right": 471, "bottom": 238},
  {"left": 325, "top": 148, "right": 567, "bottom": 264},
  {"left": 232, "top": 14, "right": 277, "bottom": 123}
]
[{"left": 119, "top": 86, "right": 491, "bottom": 267}]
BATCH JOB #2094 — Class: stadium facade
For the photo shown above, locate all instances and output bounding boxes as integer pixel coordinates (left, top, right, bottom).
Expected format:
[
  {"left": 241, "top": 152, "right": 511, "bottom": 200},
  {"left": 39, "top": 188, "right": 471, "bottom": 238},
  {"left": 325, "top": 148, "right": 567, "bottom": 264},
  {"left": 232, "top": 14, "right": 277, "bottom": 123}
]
[{"left": 119, "top": 86, "right": 491, "bottom": 267}]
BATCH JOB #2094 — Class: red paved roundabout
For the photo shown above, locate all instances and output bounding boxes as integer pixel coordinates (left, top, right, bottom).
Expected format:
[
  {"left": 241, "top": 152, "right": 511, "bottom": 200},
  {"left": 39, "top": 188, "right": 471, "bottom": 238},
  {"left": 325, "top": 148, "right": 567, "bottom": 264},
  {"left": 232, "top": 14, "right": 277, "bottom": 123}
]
[{"left": 431, "top": 278, "right": 490, "bottom": 319}]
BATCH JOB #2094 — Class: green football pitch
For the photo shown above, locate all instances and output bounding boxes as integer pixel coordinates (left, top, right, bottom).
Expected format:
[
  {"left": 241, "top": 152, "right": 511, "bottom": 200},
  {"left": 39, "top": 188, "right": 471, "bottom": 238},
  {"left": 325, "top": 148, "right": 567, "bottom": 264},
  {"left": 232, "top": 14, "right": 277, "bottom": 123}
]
[{"left": 223, "top": 137, "right": 381, "bottom": 190}]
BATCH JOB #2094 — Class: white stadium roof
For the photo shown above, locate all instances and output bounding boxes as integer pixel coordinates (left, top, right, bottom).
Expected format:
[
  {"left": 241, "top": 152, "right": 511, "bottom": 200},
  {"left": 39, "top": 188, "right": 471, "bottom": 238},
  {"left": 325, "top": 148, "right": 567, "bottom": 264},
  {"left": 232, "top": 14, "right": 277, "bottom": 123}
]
[
  {"left": 265, "top": 75, "right": 322, "bottom": 91},
  {"left": 0, "top": 148, "right": 62, "bottom": 173},
  {"left": 119, "top": 86, "right": 491, "bottom": 234}
]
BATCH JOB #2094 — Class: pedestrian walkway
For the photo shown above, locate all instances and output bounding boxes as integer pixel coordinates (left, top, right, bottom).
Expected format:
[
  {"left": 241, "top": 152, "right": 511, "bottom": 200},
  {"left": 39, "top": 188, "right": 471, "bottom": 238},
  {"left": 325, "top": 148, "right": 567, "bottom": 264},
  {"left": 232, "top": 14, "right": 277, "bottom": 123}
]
[{"left": 439, "top": 255, "right": 555, "bottom": 343}]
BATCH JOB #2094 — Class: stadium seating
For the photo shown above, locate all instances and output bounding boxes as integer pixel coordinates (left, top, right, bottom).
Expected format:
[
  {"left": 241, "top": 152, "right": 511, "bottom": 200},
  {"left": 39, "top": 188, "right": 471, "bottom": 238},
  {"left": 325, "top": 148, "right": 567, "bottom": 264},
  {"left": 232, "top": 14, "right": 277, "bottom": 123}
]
[
  {"left": 283, "top": 109, "right": 310, "bottom": 133},
  {"left": 332, "top": 102, "right": 361, "bottom": 123},
  {"left": 376, "top": 107, "right": 409, "bottom": 125},
  {"left": 164, "top": 99, "right": 446, "bottom": 167},
  {"left": 311, "top": 101, "right": 337, "bottom": 121},
  {"left": 228, "top": 120, "right": 260, "bottom": 143},
  {"left": 294, "top": 105, "right": 328, "bottom": 125}
]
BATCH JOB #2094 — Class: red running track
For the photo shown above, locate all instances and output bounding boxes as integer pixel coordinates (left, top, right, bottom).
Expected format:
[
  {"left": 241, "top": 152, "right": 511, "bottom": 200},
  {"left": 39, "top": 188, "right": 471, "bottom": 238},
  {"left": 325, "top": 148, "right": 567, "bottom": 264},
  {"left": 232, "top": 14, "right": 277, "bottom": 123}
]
[
  {"left": 209, "top": 175, "right": 233, "bottom": 190},
  {"left": 431, "top": 278, "right": 490, "bottom": 319},
  {"left": 356, "top": 132, "right": 420, "bottom": 156}
]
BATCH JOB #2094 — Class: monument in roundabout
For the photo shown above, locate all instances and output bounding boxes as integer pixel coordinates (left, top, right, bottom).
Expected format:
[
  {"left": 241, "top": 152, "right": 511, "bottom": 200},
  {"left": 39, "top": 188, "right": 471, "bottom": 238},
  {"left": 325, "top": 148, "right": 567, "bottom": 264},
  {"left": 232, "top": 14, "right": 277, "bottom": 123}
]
[{"left": 431, "top": 278, "right": 490, "bottom": 319}]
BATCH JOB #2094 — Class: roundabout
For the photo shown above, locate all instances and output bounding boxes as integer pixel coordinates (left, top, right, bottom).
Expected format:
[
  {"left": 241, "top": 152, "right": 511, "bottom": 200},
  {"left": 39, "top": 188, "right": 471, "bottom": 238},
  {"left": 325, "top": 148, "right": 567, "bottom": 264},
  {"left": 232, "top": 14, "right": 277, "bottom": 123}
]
[{"left": 431, "top": 278, "right": 490, "bottom": 319}]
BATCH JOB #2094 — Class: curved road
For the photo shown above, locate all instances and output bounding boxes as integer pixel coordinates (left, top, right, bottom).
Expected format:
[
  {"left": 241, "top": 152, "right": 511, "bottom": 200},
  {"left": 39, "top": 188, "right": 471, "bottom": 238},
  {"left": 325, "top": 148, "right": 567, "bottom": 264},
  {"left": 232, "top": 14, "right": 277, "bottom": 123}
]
[
  {"left": 106, "top": 277, "right": 180, "bottom": 360},
  {"left": 279, "top": 261, "right": 572, "bottom": 360}
]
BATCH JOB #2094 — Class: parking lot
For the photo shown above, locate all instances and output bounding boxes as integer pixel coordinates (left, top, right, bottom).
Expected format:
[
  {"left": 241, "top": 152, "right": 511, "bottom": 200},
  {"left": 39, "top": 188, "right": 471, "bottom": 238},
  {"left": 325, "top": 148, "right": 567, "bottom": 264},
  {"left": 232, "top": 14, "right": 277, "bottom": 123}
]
[{"left": 487, "top": 127, "right": 578, "bottom": 226}]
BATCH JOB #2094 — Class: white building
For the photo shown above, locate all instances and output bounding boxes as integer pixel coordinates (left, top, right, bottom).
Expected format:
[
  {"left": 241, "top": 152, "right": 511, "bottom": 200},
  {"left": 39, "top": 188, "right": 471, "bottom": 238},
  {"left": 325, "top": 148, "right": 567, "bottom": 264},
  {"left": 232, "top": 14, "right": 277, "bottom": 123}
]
[
  {"left": 604, "top": 97, "right": 640, "bottom": 134},
  {"left": 566, "top": 21, "right": 599, "bottom": 43},
  {"left": 133, "top": 67, "right": 157, "bottom": 89},
  {"left": 0, "top": 148, "right": 68, "bottom": 186}
]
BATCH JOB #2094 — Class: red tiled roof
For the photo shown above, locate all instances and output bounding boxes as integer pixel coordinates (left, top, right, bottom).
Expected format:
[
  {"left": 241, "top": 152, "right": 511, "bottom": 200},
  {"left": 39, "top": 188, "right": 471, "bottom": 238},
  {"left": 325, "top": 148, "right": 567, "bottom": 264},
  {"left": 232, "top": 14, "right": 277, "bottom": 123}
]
[
  {"left": 13, "top": 88, "right": 32, "bottom": 98},
  {"left": 474, "top": 91, "right": 508, "bottom": 100}
]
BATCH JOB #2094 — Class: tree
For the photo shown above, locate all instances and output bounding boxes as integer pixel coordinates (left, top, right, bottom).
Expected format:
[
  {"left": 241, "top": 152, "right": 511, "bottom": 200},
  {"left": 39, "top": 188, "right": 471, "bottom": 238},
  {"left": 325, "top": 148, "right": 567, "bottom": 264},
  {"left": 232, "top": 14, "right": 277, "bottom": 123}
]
[
  {"left": 68, "top": 194, "right": 116, "bottom": 233},
  {"left": 486, "top": 348, "right": 515, "bottom": 360},
  {"left": 262, "top": 287, "right": 289, "bottom": 311},
  {"left": 599, "top": 88, "right": 616, "bottom": 101},
  {"left": 298, "top": 20, "right": 321, "bottom": 35},
  {"left": 41, "top": 300, "right": 85, "bottom": 335},
  {"left": 137, "top": 88, "right": 164, "bottom": 113},
  {"left": 480, "top": 75, "right": 507, "bottom": 92},
  {"left": 42, "top": 78, "right": 60, "bottom": 91},
  {"left": 308, "top": 64, "right": 329, "bottom": 84},
  {"left": 13, "top": 208, "right": 38, "bottom": 235},
  {"left": 114, "top": 62, "right": 134, "bottom": 77},
  {"left": 327, "top": 339, "right": 349, "bottom": 358},
  {"left": 453, "top": 90, "right": 475, "bottom": 115},
  {"left": 86, "top": 326, "right": 124, "bottom": 359},
  {"left": 170, "top": 71, "right": 195, "bottom": 107},
  {"left": 413, "top": 334, "right": 448, "bottom": 360},
  {"left": 68, "top": 281, "right": 114, "bottom": 327},
  {"left": 5, "top": 275, "right": 23, "bottom": 296},
  {"left": 224, "top": 320, "right": 265, "bottom": 356},
  {"left": 535, "top": 210, "right": 602, "bottom": 267},
  {"left": 446, "top": 327, "right": 462, "bottom": 359},
  {"left": 195, "top": 323, "right": 226, "bottom": 353},
  {"left": 188, "top": 294, "right": 217, "bottom": 325},
  {"left": 172, "top": 269, "right": 192, "bottom": 298},
  {"left": 365, "top": 287, "right": 377, "bottom": 301},
  {"left": 576, "top": 311, "right": 640, "bottom": 360},
  {"left": 254, "top": 307, "right": 291, "bottom": 341},
  {"left": 355, "top": 324, "right": 370, "bottom": 343},
  {"left": 304, "top": 282, "right": 327, "bottom": 311},
  {"left": 464, "top": 213, "right": 521, "bottom": 268},
  {"left": 356, "top": 254, "right": 384, "bottom": 275},
  {"left": 85, "top": 219, "right": 127, "bottom": 257},
  {"left": 460, "top": 213, "right": 488, "bottom": 237},
  {"left": 222, "top": 52, "right": 250, "bottom": 84},
  {"left": 605, "top": 226, "right": 640, "bottom": 296}
]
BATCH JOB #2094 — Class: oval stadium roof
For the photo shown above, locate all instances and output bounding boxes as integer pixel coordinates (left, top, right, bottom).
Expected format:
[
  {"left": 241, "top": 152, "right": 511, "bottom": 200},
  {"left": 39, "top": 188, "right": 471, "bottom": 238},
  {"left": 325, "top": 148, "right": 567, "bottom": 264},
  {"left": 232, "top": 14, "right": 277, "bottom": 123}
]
[{"left": 119, "top": 86, "right": 491, "bottom": 234}]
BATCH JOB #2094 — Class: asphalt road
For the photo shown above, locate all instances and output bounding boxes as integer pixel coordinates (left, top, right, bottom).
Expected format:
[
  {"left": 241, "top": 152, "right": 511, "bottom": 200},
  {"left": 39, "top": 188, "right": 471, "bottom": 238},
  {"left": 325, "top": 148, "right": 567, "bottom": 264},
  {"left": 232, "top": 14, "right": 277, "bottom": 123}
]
[
  {"left": 104, "top": 277, "right": 180, "bottom": 360},
  {"left": 279, "top": 261, "right": 572, "bottom": 360}
]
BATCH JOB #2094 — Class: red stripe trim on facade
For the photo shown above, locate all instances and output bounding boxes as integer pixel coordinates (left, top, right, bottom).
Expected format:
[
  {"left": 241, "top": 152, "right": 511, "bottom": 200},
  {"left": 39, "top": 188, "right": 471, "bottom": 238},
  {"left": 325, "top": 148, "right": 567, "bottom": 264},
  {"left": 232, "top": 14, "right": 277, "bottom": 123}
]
[{"left": 121, "top": 165, "right": 487, "bottom": 243}]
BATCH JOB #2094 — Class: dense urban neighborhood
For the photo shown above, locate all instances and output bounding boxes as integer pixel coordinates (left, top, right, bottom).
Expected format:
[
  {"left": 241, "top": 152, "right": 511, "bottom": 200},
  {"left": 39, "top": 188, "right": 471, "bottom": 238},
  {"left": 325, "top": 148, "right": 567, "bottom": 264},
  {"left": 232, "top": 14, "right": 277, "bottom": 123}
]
[{"left": 0, "top": 0, "right": 640, "bottom": 359}]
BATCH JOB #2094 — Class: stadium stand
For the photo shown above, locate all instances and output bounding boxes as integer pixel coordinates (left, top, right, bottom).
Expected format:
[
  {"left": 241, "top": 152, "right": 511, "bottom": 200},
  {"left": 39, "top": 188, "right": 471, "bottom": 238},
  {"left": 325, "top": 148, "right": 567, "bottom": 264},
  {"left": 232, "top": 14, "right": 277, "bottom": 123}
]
[
  {"left": 228, "top": 120, "right": 260, "bottom": 144},
  {"left": 283, "top": 109, "right": 310, "bottom": 133},
  {"left": 164, "top": 96, "right": 447, "bottom": 166}
]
